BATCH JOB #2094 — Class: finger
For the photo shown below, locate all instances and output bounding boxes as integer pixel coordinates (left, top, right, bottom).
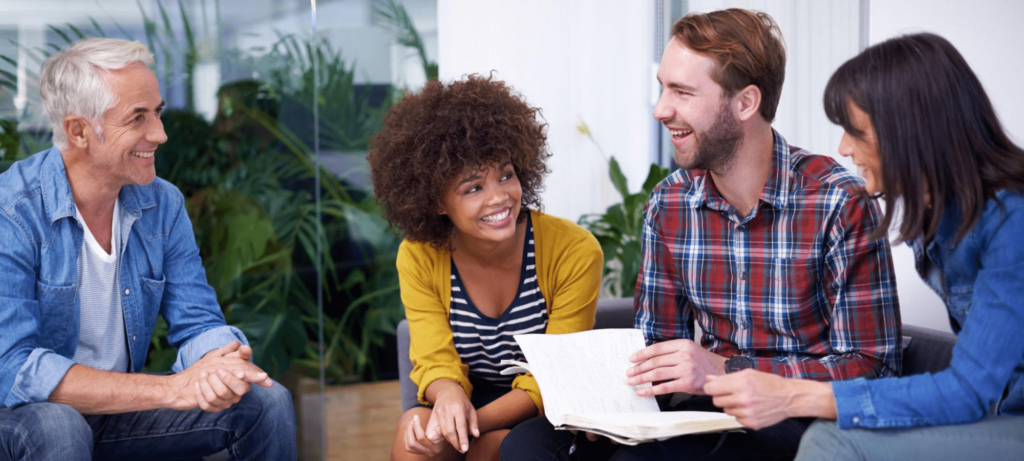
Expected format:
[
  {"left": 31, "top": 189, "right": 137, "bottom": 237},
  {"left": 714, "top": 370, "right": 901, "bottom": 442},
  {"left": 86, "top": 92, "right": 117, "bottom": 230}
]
[
  {"left": 454, "top": 410, "right": 470, "bottom": 453},
  {"left": 198, "top": 372, "right": 228, "bottom": 411},
  {"left": 233, "top": 369, "right": 271, "bottom": 385},
  {"left": 630, "top": 340, "right": 683, "bottom": 363},
  {"left": 638, "top": 381, "right": 679, "bottom": 397},
  {"left": 703, "top": 373, "right": 744, "bottom": 396},
  {"left": 468, "top": 407, "right": 480, "bottom": 438},
  {"left": 207, "top": 370, "right": 236, "bottom": 402},
  {"left": 218, "top": 369, "right": 251, "bottom": 398},
  {"left": 236, "top": 345, "right": 253, "bottom": 361},
  {"left": 209, "top": 341, "right": 242, "bottom": 358},
  {"left": 586, "top": 431, "right": 599, "bottom": 442},
  {"left": 629, "top": 367, "right": 673, "bottom": 387},
  {"left": 194, "top": 381, "right": 213, "bottom": 412},
  {"left": 424, "top": 413, "right": 444, "bottom": 445},
  {"left": 407, "top": 415, "right": 432, "bottom": 455},
  {"left": 440, "top": 411, "right": 462, "bottom": 451},
  {"left": 627, "top": 354, "right": 677, "bottom": 378}
]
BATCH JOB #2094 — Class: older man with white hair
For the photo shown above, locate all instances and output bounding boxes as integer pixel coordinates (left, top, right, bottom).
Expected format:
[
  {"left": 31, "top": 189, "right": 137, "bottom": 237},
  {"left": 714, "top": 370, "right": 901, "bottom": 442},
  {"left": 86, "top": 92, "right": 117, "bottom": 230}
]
[{"left": 0, "top": 38, "right": 296, "bottom": 460}]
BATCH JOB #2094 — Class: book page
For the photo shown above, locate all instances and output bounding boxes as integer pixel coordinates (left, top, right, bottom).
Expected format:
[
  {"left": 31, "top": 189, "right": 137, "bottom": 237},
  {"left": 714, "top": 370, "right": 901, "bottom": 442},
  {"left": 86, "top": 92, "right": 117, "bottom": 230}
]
[
  {"left": 513, "top": 329, "right": 660, "bottom": 426},
  {"left": 563, "top": 411, "right": 742, "bottom": 440}
]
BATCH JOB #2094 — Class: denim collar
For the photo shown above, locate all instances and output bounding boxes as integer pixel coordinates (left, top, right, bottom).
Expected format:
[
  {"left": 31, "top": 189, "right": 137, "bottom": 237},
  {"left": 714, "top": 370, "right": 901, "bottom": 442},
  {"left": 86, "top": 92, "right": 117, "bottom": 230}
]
[{"left": 39, "top": 146, "right": 158, "bottom": 224}]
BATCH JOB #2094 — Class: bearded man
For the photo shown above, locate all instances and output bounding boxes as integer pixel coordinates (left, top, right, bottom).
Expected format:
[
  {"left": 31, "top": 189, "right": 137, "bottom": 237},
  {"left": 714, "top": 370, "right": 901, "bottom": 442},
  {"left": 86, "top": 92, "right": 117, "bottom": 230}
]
[{"left": 502, "top": 9, "right": 902, "bottom": 461}]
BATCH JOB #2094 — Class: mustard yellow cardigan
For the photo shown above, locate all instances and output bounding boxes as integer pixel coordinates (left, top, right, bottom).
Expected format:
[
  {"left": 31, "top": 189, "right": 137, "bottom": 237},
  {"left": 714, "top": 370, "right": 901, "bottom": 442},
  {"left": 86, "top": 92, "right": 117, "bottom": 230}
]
[{"left": 396, "top": 209, "right": 603, "bottom": 413}]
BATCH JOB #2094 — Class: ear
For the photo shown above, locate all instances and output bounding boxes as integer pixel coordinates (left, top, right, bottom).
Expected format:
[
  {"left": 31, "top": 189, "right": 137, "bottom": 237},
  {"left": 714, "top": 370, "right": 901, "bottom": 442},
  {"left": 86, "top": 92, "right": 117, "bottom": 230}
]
[
  {"left": 63, "top": 115, "right": 91, "bottom": 149},
  {"left": 734, "top": 84, "right": 762, "bottom": 122}
]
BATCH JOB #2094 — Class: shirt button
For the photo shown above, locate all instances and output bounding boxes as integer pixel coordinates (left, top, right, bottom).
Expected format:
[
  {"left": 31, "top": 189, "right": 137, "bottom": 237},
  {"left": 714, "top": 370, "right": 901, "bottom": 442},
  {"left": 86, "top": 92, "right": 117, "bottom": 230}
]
[
  {"left": 132, "top": 336, "right": 137, "bottom": 342},
  {"left": 133, "top": 210, "right": 140, "bottom": 216},
  {"left": 852, "top": 416, "right": 860, "bottom": 424},
  {"left": 124, "top": 289, "right": 130, "bottom": 295},
  {"left": 738, "top": 224, "right": 747, "bottom": 231},
  {"left": 739, "top": 271, "right": 748, "bottom": 281}
]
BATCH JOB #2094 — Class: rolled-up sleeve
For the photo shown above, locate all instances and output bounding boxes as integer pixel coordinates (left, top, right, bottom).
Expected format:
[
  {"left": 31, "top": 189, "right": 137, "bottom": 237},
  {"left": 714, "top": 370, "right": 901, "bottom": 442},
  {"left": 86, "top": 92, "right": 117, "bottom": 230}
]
[{"left": 0, "top": 212, "right": 75, "bottom": 408}]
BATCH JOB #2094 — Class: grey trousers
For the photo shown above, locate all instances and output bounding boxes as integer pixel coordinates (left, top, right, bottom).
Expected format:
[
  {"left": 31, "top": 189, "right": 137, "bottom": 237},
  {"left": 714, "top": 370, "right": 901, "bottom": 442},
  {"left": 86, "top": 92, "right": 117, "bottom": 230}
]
[{"left": 795, "top": 416, "right": 1024, "bottom": 461}]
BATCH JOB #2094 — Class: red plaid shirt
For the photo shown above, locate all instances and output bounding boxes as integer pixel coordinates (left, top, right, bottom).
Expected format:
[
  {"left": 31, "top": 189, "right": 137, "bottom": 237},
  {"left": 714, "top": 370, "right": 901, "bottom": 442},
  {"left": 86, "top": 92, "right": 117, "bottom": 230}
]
[{"left": 635, "top": 131, "right": 902, "bottom": 381}]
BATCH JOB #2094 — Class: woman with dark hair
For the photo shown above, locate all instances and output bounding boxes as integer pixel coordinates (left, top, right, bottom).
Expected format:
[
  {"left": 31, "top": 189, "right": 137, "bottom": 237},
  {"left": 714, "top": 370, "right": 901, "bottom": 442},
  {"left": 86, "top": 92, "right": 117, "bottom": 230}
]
[
  {"left": 699, "top": 33, "right": 1024, "bottom": 459},
  {"left": 368, "top": 75, "right": 602, "bottom": 461}
]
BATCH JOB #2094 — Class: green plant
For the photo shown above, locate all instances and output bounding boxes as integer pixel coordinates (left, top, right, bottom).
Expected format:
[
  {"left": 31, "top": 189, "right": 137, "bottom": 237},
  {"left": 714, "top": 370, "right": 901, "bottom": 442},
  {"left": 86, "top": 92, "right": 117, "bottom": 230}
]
[
  {"left": 372, "top": 0, "right": 438, "bottom": 81},
  {"left": 576, "top": 122, "right": 671, "bottom": 298},
  {"left": 0, "top": 2, "right": 408, "bottom": 383}
]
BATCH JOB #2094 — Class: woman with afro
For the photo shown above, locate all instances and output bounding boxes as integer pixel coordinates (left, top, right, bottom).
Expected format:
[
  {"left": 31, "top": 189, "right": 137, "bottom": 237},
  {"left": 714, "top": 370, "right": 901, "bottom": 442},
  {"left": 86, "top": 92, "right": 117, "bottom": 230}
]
[{"left": 369, "top": 75, "right": 603, "bottom": 461}]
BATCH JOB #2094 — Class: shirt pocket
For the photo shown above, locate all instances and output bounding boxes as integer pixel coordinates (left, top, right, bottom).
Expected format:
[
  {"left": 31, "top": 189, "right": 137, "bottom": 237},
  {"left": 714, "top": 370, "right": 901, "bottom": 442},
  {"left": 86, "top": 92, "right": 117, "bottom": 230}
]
[
  {"left": 35, "top": 281, "right": 77, "bottom": 349},
  {"left": 139, "top": 275, "right": 166, "bottom": 337},
  {"left": 946, "top": 285, "right": 973, "bottom": 320},
  {"left": 765, "top": 257, "right": 819, "bottom": 336}
]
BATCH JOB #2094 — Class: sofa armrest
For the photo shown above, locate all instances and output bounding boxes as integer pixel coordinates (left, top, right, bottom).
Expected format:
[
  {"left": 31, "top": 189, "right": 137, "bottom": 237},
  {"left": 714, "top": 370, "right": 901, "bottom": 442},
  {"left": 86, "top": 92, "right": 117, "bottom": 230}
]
[
  {"left": 901, "top": 323, "right": 957, "bottom": 376},
  {"left": 397, "top": 319, "right": 419, "bottom": 412}
]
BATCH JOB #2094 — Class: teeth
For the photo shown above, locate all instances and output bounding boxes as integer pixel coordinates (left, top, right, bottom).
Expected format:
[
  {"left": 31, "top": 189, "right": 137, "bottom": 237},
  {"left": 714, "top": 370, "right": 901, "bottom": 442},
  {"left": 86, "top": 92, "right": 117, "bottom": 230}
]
[
  {"left": 131, "top": 151, "right": 155, "bottom": 158},
  {"left": 669, "top": 129, "right": 692, "bottom": 137},
  {"left": 482, "top": 208, "right": 510, "bottom": 222}
]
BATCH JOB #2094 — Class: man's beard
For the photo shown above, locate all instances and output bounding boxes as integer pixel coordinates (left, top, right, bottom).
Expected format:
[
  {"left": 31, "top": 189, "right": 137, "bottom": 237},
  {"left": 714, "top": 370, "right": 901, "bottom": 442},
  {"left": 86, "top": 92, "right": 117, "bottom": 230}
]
[{"left": 674, "top": 100, "right": 742, "bottom": 173}]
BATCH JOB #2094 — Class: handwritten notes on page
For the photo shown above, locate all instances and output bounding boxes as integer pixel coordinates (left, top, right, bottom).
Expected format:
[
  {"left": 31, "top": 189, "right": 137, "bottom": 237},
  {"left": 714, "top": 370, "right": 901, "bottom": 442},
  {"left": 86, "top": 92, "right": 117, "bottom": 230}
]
[{"left": 512, "top": 329, "right": 659, "bottom": 426}]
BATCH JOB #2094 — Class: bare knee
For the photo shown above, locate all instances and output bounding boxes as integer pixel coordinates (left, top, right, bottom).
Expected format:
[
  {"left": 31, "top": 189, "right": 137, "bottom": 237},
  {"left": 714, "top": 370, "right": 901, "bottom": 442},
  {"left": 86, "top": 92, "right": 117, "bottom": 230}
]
[{"left": 467, "top": 429, "right": 509, "bottom": 461}]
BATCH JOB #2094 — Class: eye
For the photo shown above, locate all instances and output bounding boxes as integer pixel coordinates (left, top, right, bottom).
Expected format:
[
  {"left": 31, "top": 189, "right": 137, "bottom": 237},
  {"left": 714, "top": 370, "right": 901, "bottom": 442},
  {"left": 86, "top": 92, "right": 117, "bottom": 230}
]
[
  {"left": 133, "top": 114, "right": 145, "bottom": 123},
  {"left": 500, "top": 172, "right": 514, "bottom": 181},
  {"left": 464, "top": 185, "right": 481, "bottom": 194}
]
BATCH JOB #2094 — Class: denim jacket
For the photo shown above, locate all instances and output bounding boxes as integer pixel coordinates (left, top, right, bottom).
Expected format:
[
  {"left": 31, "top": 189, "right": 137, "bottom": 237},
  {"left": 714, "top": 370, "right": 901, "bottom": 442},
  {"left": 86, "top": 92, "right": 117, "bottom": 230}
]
[
  {"left": 0, "top": 147, "right": 247, "bottom": 408},
  {"left": 832, "top": 190, "right": 1024, "bottom": 428}
]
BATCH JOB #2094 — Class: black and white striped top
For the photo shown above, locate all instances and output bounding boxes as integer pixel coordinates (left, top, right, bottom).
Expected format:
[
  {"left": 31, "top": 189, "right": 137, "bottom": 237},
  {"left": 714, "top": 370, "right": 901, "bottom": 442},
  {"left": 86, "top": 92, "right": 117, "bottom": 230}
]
[{"left": 449, "top": 217, "right": 548, "bottom": 387}]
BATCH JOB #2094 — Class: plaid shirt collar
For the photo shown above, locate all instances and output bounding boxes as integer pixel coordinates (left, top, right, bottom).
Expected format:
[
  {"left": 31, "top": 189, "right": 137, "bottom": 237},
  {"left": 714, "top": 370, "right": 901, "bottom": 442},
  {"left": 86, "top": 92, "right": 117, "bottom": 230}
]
[{"left": 684, "top": 129, "right": 793, "bottom": 212}]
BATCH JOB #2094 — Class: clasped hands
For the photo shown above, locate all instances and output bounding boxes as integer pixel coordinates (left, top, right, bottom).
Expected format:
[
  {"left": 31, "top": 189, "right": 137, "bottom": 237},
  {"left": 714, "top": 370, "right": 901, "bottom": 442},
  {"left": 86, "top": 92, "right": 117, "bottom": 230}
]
[{"left": 169, "top": 340, "right": 274, "bottom": 413}]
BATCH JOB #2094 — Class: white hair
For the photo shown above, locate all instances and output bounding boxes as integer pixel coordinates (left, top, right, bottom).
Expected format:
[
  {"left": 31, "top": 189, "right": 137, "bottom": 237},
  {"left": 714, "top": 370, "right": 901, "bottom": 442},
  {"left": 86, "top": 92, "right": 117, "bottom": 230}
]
[{"left": 39, "top": 38, "right": 154, "bottom": 151}]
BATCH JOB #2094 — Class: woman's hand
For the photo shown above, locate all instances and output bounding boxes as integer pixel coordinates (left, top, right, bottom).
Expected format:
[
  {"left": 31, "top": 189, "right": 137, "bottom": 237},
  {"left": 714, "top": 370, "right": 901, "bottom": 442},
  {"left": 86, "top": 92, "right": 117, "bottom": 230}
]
[
  {"left": 703, "top": 369, "right": 837, "bottom": 430},
  {"left": 404, "top": 414, "right": 446, "bottom": 456},
  {"left": 424, "top": 384, "right": 480, "bottom": 453}
]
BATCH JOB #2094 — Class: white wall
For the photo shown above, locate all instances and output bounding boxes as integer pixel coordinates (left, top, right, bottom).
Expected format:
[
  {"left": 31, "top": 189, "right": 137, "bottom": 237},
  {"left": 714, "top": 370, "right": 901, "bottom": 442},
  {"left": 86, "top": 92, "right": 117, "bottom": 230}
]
[
  {"left": 437, "top": 0, "right": 655, "bottom": 222},
  {"left": 870, "top": 0, "right": 1024, "bottom": 333}
]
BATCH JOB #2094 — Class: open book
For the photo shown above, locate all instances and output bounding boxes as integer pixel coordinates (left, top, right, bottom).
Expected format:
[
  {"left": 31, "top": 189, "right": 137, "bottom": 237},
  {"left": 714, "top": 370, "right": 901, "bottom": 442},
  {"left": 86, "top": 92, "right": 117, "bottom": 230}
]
[{"left": 500, "top": 329, "right": 743, "bottom": 445}]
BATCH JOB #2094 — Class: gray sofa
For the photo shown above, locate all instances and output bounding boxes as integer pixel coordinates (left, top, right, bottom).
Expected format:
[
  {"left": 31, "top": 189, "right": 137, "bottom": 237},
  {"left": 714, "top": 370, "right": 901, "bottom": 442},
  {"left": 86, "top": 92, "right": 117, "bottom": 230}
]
[{"left": 396, "top": 298, "right": 957, "bottom": 412}]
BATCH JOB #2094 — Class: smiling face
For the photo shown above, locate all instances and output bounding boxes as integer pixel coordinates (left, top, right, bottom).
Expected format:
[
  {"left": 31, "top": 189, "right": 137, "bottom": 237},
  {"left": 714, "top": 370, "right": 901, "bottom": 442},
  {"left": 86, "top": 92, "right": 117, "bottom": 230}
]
[
  {"left": 837, "top": 101, "right": 883, "bottom": 194},
  {"left": 85, "top": 62, "right": 167, "bottom": 187},
  {"left": 653, "top": 38, "right": 743, "bottom": 172},
  {"left": 439, "top": 162, "right": 522, "bottom": 246}
]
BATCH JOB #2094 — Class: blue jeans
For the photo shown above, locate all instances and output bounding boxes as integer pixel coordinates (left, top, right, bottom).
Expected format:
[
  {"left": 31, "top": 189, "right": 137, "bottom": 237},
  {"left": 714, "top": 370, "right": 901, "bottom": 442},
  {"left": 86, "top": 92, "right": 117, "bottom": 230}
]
[
  {"left": 796, "top": 416, "right": 1024, "bottom": 461},
  {"left": 0, "top": 383, "right": 296, "bottom": 461}
]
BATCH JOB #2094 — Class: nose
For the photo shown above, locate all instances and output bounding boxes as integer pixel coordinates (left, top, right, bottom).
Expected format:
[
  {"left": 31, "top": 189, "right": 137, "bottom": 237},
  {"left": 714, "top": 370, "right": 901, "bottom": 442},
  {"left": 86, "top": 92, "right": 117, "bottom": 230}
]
[
  {"left": 652, "top": 89, "right": 673, "bottom": 122},
  {"left": 837, "top": 131, "right": 853, "bottom": 158},
  {"left": 149, "top": 116, "right": 168, "bottom": 145},
  {"left": 487, "top": 187, "right": 509, "bottom": 206}
]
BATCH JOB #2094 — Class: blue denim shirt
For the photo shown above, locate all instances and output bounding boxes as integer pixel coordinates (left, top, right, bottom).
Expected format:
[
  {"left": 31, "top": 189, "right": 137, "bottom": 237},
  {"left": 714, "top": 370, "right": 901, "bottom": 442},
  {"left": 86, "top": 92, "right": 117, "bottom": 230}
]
[
  {"left": 0, "top": 147, "right": 247, "bottom": 408},
  {"left": 832, "top": 190, "right": 1024, "bottom": 429}
]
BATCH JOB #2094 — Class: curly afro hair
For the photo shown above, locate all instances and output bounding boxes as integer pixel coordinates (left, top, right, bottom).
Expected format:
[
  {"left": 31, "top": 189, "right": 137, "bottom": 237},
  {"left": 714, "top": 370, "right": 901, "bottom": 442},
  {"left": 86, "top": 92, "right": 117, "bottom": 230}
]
[{"left": 367, "top": 75, "right": 551, "bottom": 250}]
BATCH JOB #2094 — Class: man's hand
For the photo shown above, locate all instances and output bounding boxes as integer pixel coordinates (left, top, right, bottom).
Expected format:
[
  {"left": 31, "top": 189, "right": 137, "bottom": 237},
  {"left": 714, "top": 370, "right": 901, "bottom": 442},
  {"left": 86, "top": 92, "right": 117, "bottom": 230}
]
[
  {"left": 703, "top": 369, "right": 836, "bottom": 430},
  {"left": 168, "top": 341, "right": 272, "bottom": 412},
  {"left": 424, "top": 384, "right": 480, "bottom": 454},
  {"left": 626, "top": 339, "right": 728, "bottom": 396},
  {"left": 223, "top": 343, "right": 273, "bottom": 388}
]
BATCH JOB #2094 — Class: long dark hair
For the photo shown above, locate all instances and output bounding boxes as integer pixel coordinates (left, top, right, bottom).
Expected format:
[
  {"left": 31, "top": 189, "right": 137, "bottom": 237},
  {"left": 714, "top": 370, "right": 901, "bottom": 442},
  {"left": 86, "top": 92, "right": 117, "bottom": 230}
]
[{"left": 824, "top": 32, "right": 1024, "bottom": 244}]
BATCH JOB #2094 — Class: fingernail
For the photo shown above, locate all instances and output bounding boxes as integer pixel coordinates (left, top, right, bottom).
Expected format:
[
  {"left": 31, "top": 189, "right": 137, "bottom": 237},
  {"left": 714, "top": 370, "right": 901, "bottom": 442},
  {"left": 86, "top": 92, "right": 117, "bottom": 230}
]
[
  {"left": 236, "top": 372, "right": 245, "bottom": 379},
  {"left": 218, "top": 369, "right": 227, "bottom": 377},
  {"left": 627, "top": 378, "right": 635, "bottom": 385},
  {"left": 629, "top": 353, "right": 636, "bottom": 361},
  {"left": 257, "top": 372, "right": 268, "bottom": 379},
  {"left": 461, "top": 444, "right": 468, "bottom": 452},
  {"left": 200, "top": 371, "right": 207, "bottom": 378},
  {"left": 427, "top": 431, "right": 436, "bottom": 439}
]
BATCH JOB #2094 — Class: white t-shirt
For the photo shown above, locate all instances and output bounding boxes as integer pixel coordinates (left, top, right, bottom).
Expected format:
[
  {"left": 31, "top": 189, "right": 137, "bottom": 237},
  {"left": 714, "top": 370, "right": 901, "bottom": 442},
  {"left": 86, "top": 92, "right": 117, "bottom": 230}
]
[{"left": 71, "top": 199, "right": 130, "bottom": 372}]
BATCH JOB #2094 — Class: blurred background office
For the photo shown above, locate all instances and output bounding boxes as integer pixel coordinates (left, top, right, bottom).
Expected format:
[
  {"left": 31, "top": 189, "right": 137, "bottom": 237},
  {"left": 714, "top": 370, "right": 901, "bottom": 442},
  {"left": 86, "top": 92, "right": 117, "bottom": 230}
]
[{"left": 0, "top": 1, "right": 1021, "bottom": 460}]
